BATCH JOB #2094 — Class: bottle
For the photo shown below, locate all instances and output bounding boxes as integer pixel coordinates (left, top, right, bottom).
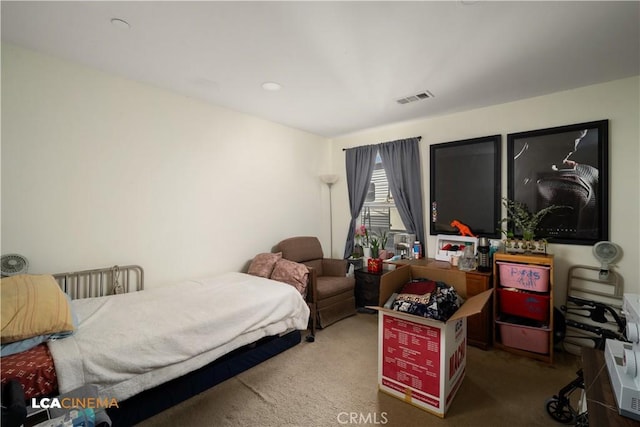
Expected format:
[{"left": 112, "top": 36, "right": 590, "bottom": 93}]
[
  {"left": 413, "top": 241, "right": 422, "bottom": 259},
  {"left": 477, "top": 237, "right": 491, "bottom": 272}
]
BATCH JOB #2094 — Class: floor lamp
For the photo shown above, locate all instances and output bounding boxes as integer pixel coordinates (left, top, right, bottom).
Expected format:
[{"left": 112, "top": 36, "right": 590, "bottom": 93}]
[{"left": 320, "top": 174, "right": 339, "bottom": 257}]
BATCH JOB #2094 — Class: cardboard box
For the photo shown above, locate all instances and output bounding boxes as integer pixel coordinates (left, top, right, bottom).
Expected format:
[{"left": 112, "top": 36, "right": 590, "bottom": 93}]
[{"left": 371, "top": 265, "right": 492, "bottom": 417}]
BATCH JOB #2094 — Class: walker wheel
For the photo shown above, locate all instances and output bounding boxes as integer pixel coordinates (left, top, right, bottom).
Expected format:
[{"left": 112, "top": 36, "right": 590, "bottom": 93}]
[
  {"left": 546, "top": 397, "right": 577, "bottom": 424},
  {"left": 575, "top": 413, "right": 589, "bottom": 427}
]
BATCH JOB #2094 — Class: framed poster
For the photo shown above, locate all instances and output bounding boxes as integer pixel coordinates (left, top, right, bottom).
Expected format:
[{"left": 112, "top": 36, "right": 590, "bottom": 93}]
[
  {"left": 507, "top": 120, "right": 608, "bottom": 245},
  {"left": 430, "top": 135, "right": 501, "bottom": 238}
]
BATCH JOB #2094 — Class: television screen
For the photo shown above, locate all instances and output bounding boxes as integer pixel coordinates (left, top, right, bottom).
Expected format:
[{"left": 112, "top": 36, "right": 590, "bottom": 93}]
[{"left": 430, "top": 135, "right": 501, "bottom": 238}]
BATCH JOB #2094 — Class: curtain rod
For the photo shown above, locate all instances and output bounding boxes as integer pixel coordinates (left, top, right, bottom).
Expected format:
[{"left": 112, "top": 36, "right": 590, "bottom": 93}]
[{"left": 342, "top": 136, "right": 422, "bottom": 151}]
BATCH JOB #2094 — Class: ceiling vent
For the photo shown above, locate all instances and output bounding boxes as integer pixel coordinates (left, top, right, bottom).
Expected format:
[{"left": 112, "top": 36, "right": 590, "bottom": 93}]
[{"left": 396, "top": 90, "right": 434, "bottom": 105}]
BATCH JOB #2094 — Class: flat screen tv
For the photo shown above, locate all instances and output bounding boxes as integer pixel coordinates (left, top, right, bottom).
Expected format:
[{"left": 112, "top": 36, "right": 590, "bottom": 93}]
[{"left": 430, "top": 135, "right": 501, "bottom": 238}]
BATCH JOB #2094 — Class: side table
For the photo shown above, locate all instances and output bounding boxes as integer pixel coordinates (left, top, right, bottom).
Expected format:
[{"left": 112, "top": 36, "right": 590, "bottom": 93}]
[{"left": 354, "top": 265, "right": 395, "bottom": 313}]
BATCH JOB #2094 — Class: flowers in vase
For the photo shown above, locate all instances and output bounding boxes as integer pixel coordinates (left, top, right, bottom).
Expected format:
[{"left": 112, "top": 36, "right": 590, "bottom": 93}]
[{"left": 355, "top": 225, "right": 369, "bottom": 247}]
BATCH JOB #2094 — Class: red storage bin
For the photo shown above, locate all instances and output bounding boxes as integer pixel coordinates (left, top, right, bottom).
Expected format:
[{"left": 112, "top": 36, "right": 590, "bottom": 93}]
[
  {"left": 497, "top": 262, "right": 550, "bottom": 292},
  {"left": 498, "top": 288, "right": 550, "bottom": 322}
]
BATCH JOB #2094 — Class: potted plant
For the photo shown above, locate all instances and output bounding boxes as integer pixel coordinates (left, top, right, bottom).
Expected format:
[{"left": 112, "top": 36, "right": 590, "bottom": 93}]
[
  {"left": 378, "top": 230, "right": 389, "bottom": 259},
  {"left": 369, "top": 236, "right": 380, "bottom": 259},
  {"left": 379, "top": 230, "right": 388, "bottom": 249},
  {"left": 499, "top": 197, "right": 567, "bottom": 252}
]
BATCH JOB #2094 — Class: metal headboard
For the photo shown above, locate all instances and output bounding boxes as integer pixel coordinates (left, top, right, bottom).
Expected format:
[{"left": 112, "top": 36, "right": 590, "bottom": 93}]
[
  {"left": 561, "top": 265, "right": 624, "bottom": 355},
  {"left": 52, "top": 265, "right": 144, "bottom": 299}
]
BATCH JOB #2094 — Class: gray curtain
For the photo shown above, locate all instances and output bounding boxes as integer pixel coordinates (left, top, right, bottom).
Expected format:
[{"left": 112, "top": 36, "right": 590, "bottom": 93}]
[
  {"left": 343, "top": 145, "right": 378, "bottom": 259},
  {"left": 378, "top": 137, "right": 426, "bottom": 251}
]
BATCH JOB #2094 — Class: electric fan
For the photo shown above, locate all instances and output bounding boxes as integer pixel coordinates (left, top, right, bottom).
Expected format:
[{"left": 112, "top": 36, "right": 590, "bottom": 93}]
[
  {"left": 592, "top": 241, "right": 622, "bottom": 280},
  {"left": 0, "top": 254, "right": 29, "bottom": 277}
]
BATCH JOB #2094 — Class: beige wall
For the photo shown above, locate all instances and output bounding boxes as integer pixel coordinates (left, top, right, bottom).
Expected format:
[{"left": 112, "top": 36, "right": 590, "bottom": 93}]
[
  {"left": 1, "top": 44, "right": 330, "bottom": 287},
  {"left": 2, "top": 43, "right": 638, "bottom": 299},
  {"left": 330, "top": 76, "right": 640, "bottom": 298}
]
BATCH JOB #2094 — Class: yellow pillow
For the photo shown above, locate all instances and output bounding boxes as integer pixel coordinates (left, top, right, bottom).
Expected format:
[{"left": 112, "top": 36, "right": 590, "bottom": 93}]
[{"left": 1, "top": 274, "right": 74, "bottom": 344}]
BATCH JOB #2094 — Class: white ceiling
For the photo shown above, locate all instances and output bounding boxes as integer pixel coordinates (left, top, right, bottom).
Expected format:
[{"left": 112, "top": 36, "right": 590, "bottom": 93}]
[{"left": 2, "top": 1, "right": 639, "bottom": 138}]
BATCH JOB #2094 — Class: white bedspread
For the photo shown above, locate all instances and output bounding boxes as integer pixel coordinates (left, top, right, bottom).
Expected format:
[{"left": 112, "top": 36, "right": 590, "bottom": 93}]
[{"left": 48, "top": 272, "right": 309, "bottom": 401}]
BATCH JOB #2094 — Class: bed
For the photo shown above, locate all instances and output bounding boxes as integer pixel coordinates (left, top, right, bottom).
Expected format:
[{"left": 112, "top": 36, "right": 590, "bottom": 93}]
[{"left": 1, "top": 265, "right": 310, "bottom": 426}]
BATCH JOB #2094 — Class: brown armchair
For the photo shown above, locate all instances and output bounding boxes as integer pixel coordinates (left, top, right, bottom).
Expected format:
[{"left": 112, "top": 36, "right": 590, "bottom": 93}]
[{"left": 276, "top": 236, "right": 356, "bottom": 340}]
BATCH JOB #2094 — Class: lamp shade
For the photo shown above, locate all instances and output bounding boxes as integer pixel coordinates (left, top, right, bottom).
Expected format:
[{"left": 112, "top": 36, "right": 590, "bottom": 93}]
[{"left": 320, "top": 174, "right": 339, "bottom": 185}]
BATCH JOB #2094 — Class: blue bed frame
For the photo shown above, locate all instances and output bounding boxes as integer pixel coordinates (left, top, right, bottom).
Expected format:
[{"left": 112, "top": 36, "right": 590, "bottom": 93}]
[{"left": 50, "top": 265, "right": 303, "bottom": 426}]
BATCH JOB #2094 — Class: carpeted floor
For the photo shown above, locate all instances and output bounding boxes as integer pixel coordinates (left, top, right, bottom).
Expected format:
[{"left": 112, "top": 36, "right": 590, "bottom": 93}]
[{"left": 137, "top": 313, "right": 580, "bottom": 427}]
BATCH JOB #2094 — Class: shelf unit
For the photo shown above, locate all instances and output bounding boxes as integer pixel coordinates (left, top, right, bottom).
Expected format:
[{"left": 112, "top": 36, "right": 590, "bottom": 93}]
[{"left": 492, "top": 253, "right": 554, "bottom": 364}]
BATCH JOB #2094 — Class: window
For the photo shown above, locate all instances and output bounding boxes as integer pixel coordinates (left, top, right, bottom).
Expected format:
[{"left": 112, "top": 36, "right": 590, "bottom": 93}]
[{"left": 358, "top": 152, "right": 406, "bottom": 250}]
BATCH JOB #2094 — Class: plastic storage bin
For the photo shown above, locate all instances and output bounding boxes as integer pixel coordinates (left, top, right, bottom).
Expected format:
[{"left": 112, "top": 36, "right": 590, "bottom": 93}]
[
  {"left": 497, "top": 262, "right": 550, "bottom": 292},
  {"left": 496, "top": 318, "right": 550, "bottom": 354},
  {"left": 498, "top": 288, "right": 550, "bottom": 322}
]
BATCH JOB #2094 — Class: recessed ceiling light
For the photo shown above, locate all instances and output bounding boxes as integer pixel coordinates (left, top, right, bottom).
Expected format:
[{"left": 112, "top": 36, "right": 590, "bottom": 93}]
[
  {"left": 110, "top": 18, "right": 131, "bottom": 29},
  {"left": 262, "top": 82, "right": 282, "bottom": 91}
]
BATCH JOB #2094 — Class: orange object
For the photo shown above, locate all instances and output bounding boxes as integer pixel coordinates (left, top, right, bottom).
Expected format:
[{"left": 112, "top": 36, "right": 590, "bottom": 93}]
[{"left": 450, "top": 220, "right": 476, "bottom": 237}]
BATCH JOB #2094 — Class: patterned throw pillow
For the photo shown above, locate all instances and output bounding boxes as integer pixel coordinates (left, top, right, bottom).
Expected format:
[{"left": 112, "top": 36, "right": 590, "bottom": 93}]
[
  {"left": 247, "top": 252, "right": 282, "bottom": 278},
  {"left": 270, "top": 259, "right": 309, "bottom": 297}
]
